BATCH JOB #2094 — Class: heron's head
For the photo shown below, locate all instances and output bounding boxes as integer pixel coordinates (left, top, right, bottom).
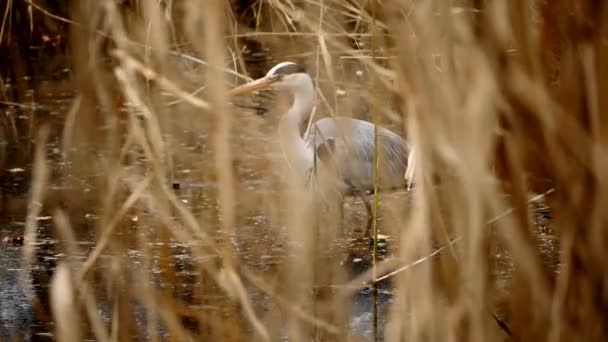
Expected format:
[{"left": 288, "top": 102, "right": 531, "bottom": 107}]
[{"left": 231, "top": 62, "right": 312, "bottom": 96}]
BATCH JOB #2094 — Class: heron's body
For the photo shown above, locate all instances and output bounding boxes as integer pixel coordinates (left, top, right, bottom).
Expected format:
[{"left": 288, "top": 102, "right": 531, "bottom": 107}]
[
  {"left": 232, "top": 61, "right": 412, "bottom": 205},
  {"left": 304, "top": 117, "right": 410, "bottom": 195}
]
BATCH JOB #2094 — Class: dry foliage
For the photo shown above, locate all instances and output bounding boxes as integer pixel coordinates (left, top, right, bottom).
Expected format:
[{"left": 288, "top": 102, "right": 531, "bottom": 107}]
[{"left": 1, "top": 0, "right": 607, "bottom": 341}]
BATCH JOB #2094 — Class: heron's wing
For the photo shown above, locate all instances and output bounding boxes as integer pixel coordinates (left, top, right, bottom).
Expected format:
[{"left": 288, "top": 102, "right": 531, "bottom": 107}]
[
  {"left": 309, "top": 117, "right": 411, "bottom": 191},
  {"left": 315, "top": 138, "right": 336, "bottom": 165}
]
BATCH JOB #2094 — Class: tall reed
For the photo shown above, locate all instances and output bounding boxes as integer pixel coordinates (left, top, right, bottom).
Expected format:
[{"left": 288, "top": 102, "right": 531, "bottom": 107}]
[{"left": 2, "top": 0, "right": 607, "bottom": 341}]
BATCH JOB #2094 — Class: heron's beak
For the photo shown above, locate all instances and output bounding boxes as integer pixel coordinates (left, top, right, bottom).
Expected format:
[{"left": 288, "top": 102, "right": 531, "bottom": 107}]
[{"left": 230, "top": 77, "right": 275, "bottom": 96}]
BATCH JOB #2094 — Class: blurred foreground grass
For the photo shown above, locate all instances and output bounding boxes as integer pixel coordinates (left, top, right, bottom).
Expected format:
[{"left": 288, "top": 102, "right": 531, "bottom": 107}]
[{"left": 1, "top": 0, "right": 607, "bottom": 341}]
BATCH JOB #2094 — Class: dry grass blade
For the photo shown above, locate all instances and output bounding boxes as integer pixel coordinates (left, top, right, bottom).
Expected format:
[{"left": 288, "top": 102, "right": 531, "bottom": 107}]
[
  {"left": 5, "top": 0, "right": 608, "bottom": 340},
  {"left": 241, "top": 267, "right": 341, "bottom": 335},
  {"left": 112, "top": 49, "right": 211, "bottom": 110},
  {"left": 22, "top": 0, "right": 74, "bottom": 25},
  {"left": 50, "top": 263, "right": 81, "bottom": 342},
  {"left": 60, "top": 95, "right": 82, "bottom": 160},
  {"left": 79, "top": 176, "right": 151, "bottom": 280},
  {"left": 374, "top": 238, "right": 459, "bottom": 284},
  {"left": 52, "top": 210, "right": 111, "bottom": 341},
  {"left": 21, "top": 125, "right": 50, "bottom": 285},
  {"left": 218, "top": 267, "right": 270, "bottom": 341},
  {"left": 0, "top": 0, "right": 11, "bottom": 47}
]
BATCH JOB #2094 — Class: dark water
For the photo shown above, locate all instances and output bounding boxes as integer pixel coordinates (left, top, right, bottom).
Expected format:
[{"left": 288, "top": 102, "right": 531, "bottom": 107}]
[
  {"left": 0, "top": 191, "right": 397, "bottom": 341},
  {"left": 0, "top": 38, "right": 559, "bottom": 341},
  {"left": 0, "top": 69, "right": 402, "bottom": 341}
]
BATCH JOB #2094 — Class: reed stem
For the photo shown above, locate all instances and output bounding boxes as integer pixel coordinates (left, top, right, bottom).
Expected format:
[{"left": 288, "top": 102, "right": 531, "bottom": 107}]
[{"left": 371, "top": 0, "right": 380, "bottom": 340}]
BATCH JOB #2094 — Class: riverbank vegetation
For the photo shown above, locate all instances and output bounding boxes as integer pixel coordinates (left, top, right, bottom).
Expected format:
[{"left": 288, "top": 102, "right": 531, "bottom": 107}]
[{"left": 1, "top": 1, "right": 607, "bottom": 341}]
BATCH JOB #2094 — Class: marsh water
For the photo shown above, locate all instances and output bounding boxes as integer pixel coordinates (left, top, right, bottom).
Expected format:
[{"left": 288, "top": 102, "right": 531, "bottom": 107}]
[
  {"left": 0, "top": 51, "right": 560, "bottom": 341},
  {"left": 0, "top": 65, "right": 405, "bottom": 340}
]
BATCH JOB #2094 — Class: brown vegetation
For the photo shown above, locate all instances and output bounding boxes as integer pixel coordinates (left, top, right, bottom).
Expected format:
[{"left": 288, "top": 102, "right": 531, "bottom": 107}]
[{"left": 1, "top": 0, "right": 608, "bottom": 341}]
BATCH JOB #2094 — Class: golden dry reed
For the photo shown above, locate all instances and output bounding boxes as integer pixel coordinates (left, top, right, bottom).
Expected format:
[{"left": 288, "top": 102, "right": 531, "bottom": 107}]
[{"left": 5, "top": 0, "right": 608, "bottom": 341}]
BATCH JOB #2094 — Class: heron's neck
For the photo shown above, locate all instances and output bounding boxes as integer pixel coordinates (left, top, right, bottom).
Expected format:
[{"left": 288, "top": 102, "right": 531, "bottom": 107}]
[{"left": 278, "top": 80, "right": 315, "bottom": 176}]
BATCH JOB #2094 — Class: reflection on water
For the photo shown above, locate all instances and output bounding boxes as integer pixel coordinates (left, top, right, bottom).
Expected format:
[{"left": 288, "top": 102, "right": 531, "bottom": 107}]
[
  {"left": 0, "top": 180, "right": 400, "bottom": 340},
  {"left": 0, "top": 77, "right": 406, "bottom": 341},
  {"left": 0, "top": 220, "right": 56, "bottom": 340},
  {"left": 0, "top": 54, "right": 559, "bottom": 342}
]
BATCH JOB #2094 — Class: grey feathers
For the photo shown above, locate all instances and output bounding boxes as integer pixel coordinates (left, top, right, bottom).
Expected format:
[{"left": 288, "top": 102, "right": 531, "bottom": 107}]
[{"left": 305, "top": 117, "right": 411, "bottom": 194}]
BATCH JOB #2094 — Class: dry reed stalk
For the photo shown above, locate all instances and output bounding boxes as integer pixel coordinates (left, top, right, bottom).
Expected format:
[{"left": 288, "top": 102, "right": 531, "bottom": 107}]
[
  {"left": 0, "top": 0, "right": 11, "bottom": 47},
  {"left": 50, "top": 263, "right": 81, "bottom": 341},
  {"left": 5, "top": 0, "right": 608, "bottom": 340},
  {"left": 53, "top": 209, "right": 111, "bottom": 341},
  {"left": 21, "top": 124, "right": 50, "bottom": 287}
]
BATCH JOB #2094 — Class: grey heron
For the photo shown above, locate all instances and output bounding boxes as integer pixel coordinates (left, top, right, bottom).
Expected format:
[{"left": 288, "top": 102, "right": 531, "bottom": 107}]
[{"left": 231, "top": 62, "right": 412, "bottom": 232}]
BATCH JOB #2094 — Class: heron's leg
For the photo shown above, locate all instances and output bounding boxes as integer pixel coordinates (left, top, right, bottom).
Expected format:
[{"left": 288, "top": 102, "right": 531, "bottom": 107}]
[
  {"left": 356, "top": 193, "right": 374, "bottom": 237},
  {"left": 324, "top": 191, "right": 345, "bottom": 239}
]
